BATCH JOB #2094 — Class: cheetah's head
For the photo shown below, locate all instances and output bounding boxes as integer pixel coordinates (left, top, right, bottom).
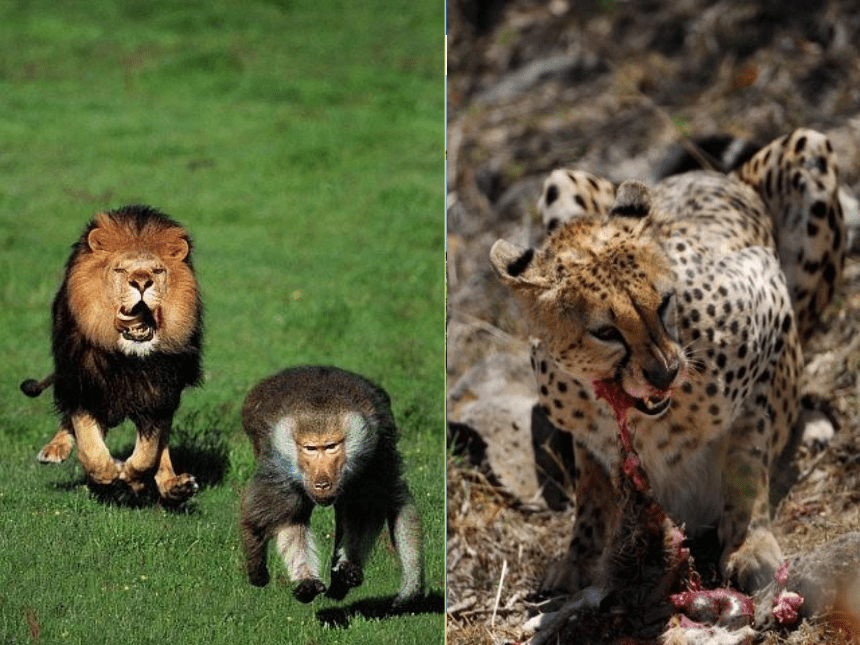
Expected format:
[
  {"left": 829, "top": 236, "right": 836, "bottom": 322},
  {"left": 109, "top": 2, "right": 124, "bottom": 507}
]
[{"left": 491, "top": 181, "right": 688, "bottom": 417}]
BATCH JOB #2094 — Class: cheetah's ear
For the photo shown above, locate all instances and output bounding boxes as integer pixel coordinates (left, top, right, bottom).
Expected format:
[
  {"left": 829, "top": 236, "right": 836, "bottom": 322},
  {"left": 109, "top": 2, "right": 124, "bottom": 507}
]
[
  {"left": 490, "top": 240, "right": 549, "bottom": 291},
  {"left": 609, "top": 180, "right": 651, "bottom": 219}
]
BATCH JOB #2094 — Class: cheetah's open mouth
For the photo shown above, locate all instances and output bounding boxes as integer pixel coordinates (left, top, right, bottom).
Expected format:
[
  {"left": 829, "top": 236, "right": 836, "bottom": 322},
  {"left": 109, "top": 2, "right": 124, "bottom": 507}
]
[
  {"left": 593, "top": 379, "right": 672, "bottom": 418},
  {"left": 634, "top": 393, "right": 672, "bottom": 417}
]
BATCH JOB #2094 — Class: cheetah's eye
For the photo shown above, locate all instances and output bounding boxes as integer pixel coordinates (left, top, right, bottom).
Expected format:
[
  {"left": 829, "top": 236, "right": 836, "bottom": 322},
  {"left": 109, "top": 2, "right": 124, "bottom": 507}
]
[
  {"left": 658, "top": 292, "right": 678, "bottom": 334},
  {"left": 658, "top": 292, "right": 675, "bottom": 317},
  {"left": 590, "top": 325, "right": 624, "bottom": 344}
]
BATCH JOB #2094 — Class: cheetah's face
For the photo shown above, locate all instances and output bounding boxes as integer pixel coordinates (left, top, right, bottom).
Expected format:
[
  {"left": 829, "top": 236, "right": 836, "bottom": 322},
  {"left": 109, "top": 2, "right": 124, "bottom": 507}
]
[
  {"left": 568, "top": 288, "right": 682, "bottom": 416},
  {"left": 491, "top": 216, "right": 689, "bottom": 417}
]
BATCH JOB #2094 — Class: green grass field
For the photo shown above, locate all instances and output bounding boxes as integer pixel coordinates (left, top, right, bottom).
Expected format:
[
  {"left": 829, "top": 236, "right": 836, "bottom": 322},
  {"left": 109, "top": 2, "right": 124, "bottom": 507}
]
[{"left": 0, "top": 1, "right": 444, "bottom": 643}]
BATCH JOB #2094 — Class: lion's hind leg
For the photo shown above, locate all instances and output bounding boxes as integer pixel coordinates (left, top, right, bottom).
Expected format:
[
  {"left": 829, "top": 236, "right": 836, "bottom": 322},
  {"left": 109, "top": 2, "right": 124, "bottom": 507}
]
[{"left": 37, "top": 417, "right": 76, "bottom": 463}]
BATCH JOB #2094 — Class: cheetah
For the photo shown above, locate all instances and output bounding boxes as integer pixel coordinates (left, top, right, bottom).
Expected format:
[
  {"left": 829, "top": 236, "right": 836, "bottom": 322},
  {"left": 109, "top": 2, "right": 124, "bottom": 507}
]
[{"left": 490, "top": 129, "right": 845, "bottom": 595}]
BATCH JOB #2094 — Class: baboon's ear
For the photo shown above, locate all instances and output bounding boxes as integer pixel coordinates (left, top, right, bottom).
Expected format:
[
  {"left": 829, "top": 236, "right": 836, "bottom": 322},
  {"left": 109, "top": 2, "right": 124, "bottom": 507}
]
[{"left": 490, "top": 240, "right": 549, "bottom": 292}]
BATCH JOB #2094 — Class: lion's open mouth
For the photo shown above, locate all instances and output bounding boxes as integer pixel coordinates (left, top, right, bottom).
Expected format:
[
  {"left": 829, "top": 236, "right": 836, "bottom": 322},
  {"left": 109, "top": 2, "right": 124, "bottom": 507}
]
[{"left": 116, "top": 302, "right": 157, "bottom": 342}]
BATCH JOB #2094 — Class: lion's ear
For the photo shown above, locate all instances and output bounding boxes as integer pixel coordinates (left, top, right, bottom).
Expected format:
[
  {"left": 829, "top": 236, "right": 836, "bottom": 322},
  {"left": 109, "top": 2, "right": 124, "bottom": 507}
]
[
  {"left": 490, "top": 240, "right": 549, "bottom": 292},
  {"left": 162, "top": 234, "right": 189, "bottom": 261},
  {"left": 87, "top": 227, "right": 110, "bottom": 252}
]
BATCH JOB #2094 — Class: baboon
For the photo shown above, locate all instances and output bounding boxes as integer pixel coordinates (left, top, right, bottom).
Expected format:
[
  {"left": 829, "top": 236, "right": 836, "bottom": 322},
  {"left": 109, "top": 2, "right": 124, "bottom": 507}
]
[{"left": 239, "top": 365, "right": 424, "bottom": 606}]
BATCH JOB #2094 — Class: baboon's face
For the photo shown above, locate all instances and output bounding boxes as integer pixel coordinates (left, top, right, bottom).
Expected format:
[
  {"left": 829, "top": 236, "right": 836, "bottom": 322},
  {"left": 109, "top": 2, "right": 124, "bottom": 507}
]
[{"left": 296, "top": 430, "right": 346, "bottom": 505}]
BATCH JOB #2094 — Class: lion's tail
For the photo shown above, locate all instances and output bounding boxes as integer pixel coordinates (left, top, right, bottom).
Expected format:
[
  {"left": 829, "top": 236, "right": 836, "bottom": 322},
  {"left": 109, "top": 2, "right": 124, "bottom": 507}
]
[{"left": 20, "top": 374, "right": 55, "bottom": 398}]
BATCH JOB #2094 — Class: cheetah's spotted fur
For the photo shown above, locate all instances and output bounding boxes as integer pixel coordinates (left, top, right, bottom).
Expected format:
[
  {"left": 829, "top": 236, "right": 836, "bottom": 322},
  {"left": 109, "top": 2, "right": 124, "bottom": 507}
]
[{"left": 490, "top": 129, "right": 845, "bottom": 595}]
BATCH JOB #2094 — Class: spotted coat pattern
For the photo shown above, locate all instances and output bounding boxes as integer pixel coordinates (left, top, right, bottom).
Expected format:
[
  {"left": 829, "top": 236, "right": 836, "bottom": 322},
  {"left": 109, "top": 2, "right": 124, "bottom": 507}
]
[{"left": 491, "top": 129, "right": 844, "bottom": 595}]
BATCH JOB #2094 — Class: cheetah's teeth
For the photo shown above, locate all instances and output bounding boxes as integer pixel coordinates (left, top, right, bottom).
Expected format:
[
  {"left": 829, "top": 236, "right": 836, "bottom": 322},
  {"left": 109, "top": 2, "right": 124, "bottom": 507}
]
[{"left": 634, "top": 394, "right": 671, "bottom": 417}]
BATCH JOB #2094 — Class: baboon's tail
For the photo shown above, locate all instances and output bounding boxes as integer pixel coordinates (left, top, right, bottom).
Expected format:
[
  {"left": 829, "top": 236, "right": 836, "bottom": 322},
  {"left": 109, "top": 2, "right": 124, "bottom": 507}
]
[{"left": 20, "top": 374, "right": 55, "bottom": 398}]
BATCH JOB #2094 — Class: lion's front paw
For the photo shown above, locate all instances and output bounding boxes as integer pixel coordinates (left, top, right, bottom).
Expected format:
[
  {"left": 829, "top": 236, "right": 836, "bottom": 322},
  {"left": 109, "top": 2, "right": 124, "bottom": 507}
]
[
  {"left": 155, "top": 473, "right": 199, "bottom": 502},
  {"left": 722, "top": 527, "right": 783, "bottom": 593}
]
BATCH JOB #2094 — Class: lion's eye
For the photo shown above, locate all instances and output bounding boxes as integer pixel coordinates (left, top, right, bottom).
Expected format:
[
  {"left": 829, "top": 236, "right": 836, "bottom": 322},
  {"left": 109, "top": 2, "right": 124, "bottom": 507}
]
[
  {"left": 113, "top": 268, "right": 126, "bottom": 274},
  {"left": 152, "top": 268, "right": 165, "bottom": 275},
  {"left": 590, "top": 326, "right": 624, "bottom": 344}
]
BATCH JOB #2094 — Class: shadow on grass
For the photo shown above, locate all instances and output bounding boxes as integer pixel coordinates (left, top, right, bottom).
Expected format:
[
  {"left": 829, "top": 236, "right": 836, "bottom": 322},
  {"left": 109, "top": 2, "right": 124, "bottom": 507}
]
[
  {"left": 47, "top": 403, "right": 233, "bottom": 512},
  {"left": 316, "top": 590, "right": 444, "bottom": 628},
  {"left": 51, "top": 476, "right": 201, "bottom": 513}
]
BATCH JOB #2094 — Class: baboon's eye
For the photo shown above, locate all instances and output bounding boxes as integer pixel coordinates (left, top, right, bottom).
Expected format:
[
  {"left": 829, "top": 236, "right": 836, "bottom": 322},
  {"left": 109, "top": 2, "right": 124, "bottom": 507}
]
[
  {"left": 324, "top": 443, "right": 340, "bottom": 453},
  {"left": 302, "top": 445, "right": 318, "bottom": 453}
]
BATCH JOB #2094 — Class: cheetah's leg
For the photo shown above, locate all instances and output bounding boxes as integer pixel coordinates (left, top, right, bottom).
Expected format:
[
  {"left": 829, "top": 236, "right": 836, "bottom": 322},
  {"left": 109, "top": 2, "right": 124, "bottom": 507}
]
[
  {"left": 718, "top": 442, "right": 782, "bottom": 593},
  {"left": 539, "top": 443, "right": 615, "bottom": 595},
  {"left": 719, "top": 327, "right": 800, "bottom": 592},
  {"left": 537, "top": 169, "right": 616, "bottom": 233},
  {"left": 734, "top": 128, "right": 845, "bottom": 338}
]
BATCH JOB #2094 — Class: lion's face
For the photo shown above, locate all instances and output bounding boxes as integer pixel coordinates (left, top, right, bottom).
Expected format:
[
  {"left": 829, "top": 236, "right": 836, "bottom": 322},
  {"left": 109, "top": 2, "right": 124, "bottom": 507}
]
[
  {"left": 108, "top": 251, "right": 170, "bottom": 352},
  {"left": 65, "top": 210, "right": 200, "bottom": 357}
]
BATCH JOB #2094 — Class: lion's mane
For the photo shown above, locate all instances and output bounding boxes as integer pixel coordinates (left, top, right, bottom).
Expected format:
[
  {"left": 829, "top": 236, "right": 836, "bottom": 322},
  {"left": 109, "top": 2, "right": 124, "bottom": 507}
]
[{"left": 51, "top": 205, "right": 203, "bottom": 430}]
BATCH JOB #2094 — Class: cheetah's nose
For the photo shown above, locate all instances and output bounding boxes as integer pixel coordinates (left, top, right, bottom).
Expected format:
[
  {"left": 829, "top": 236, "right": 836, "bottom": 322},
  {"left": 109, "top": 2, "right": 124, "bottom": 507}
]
[{"left": 643, "top": 362, "right": 679, "bottom": 391}]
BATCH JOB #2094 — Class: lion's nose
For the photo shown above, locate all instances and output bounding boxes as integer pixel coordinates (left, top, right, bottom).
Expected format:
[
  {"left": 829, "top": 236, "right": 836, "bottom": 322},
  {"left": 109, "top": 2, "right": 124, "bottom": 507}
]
[{"left": 129, "top": 276, "right": 153, "bottom": 293}]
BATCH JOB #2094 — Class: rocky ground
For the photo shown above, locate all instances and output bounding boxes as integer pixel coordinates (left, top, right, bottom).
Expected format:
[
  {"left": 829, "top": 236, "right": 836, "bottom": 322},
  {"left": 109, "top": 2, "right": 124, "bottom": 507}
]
[{"left": 446, "top": 1, "right": 860, "bottom": 643}]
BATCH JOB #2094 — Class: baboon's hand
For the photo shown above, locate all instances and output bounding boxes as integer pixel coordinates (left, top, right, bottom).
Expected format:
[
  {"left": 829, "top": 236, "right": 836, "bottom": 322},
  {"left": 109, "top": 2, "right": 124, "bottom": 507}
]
[
  {"left": 294, "top": 578, "right": 326, "bottom": 603},
  {"left": 327, "top": 561, "right": 363, "bottom": 600}
]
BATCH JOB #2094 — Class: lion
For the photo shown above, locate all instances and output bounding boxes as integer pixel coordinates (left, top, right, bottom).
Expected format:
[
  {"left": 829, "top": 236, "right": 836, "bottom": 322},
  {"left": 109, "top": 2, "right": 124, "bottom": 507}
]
[{"left": 21, "top": 205, "right": 203, "bottom": 502}]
